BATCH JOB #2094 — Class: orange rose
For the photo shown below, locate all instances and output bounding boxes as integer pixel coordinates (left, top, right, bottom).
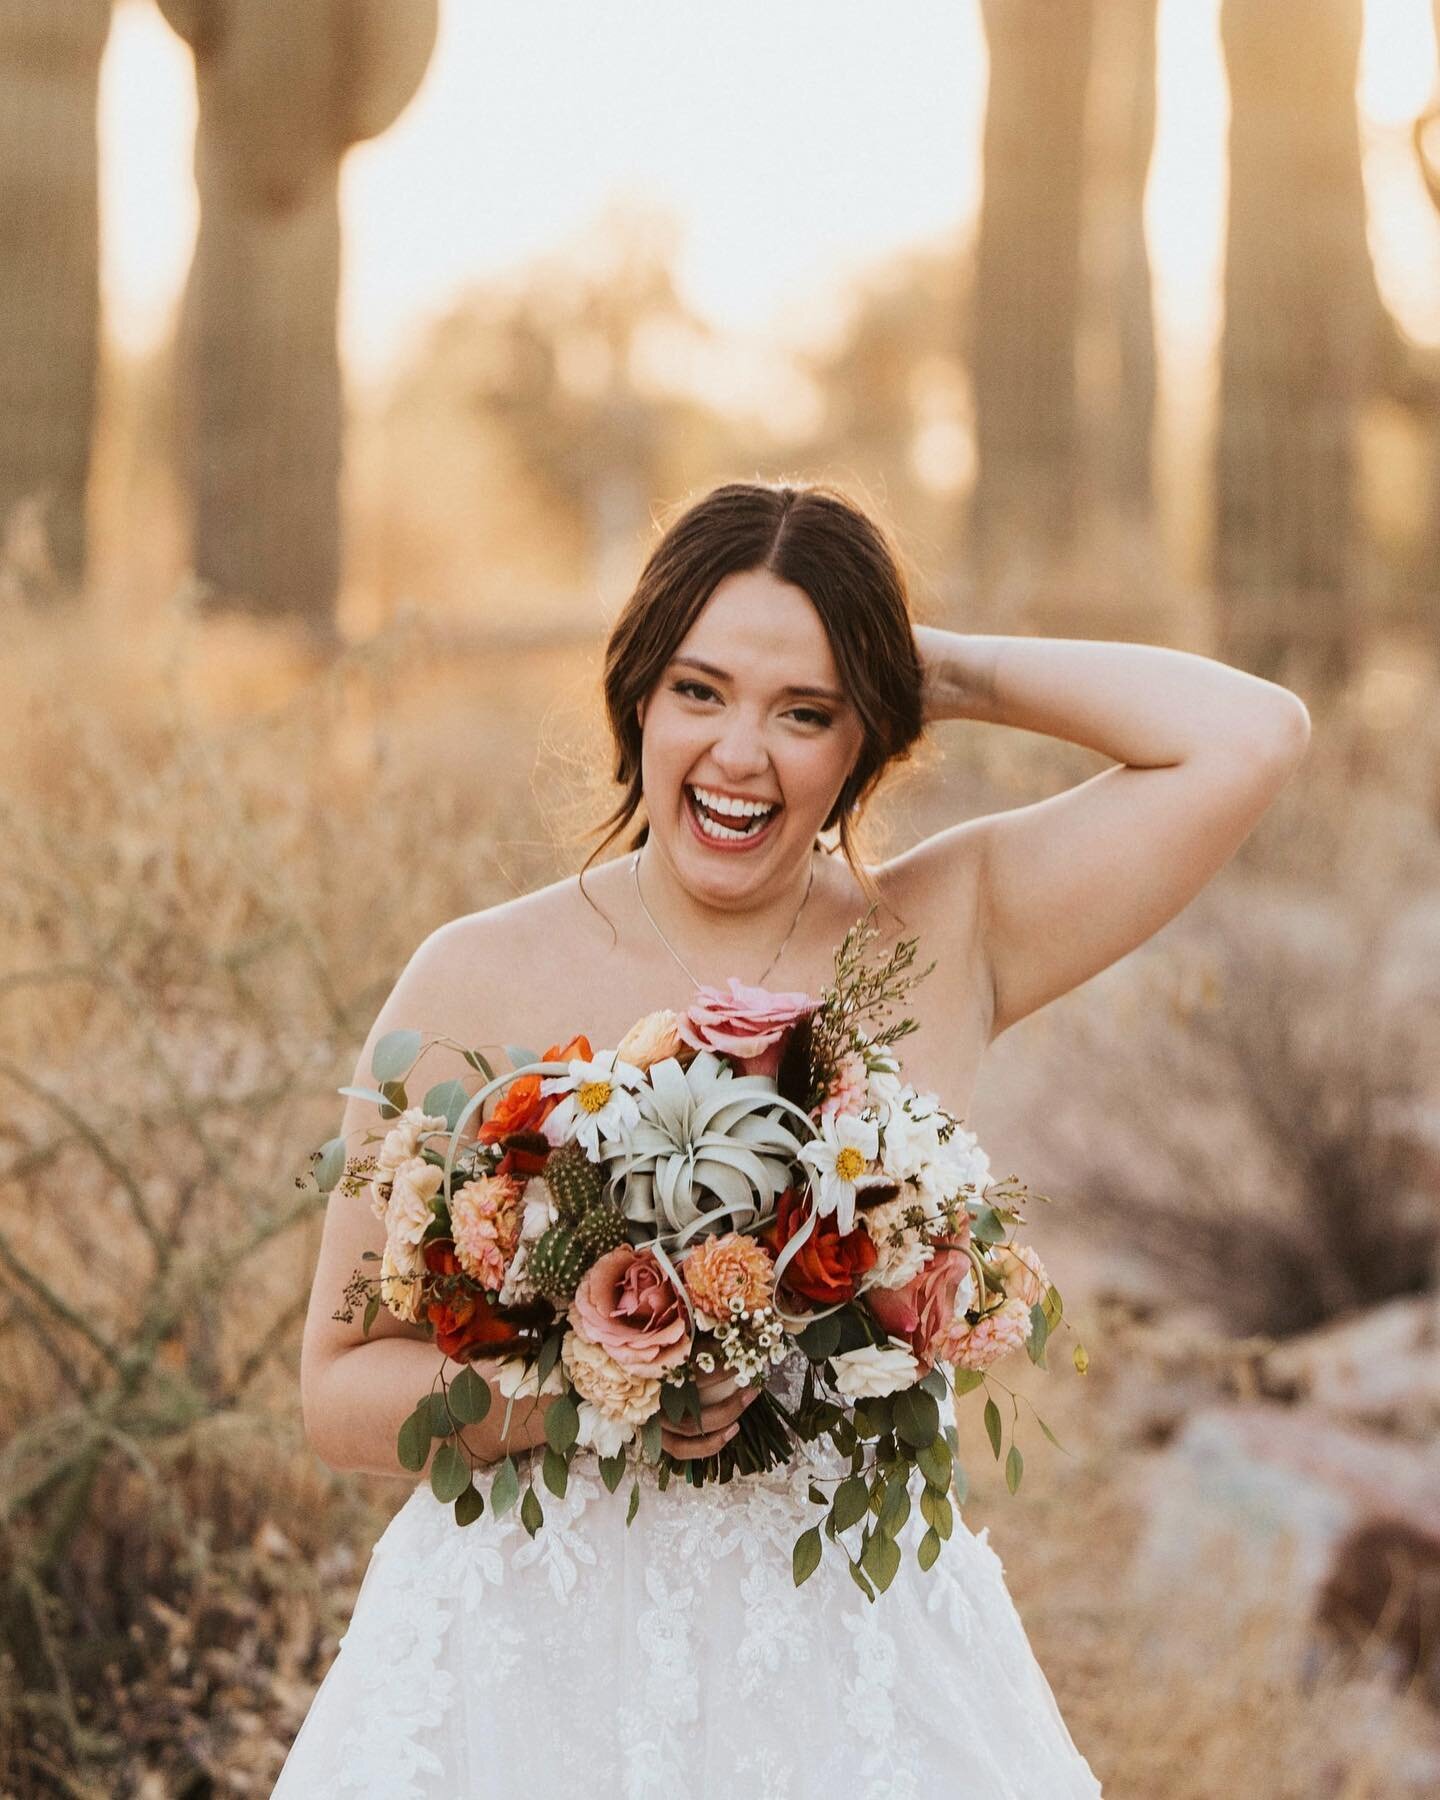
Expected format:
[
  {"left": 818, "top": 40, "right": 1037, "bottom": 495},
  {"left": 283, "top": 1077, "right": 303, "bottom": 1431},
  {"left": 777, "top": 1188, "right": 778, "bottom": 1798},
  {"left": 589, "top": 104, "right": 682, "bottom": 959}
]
[
  {"left": 422, "top": 1239, "right": 530, "bottom": 1357},
  {"left": 477, "top": 1034, "right": 592, "bottom": 1144},
  {"left": 760, "top": 1185, "right": 877, "bottom": 1307}
]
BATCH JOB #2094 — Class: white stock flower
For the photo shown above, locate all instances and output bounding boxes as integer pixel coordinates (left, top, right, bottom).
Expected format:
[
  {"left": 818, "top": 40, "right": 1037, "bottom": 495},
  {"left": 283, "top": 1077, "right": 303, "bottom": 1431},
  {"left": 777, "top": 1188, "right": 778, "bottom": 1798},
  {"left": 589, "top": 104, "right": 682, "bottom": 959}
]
[
  {"left": 540, "top": 1050, "right": 645, "bottom": 1157},
  {"left": 858, "top": 1195, "right": 935, "bottom": 1289},
  {"left": 878, "top": 1088, "right": 943, "bottom": 1183},
  {"left": 518, "top": 1175, "right": 557, "bottom": 1242},
  {"left": 830, "top": 1338, "right": 920, "bottom": 1399},
  {"left": 799, "top": 1110, "right": 879, "bottom": 1236}
]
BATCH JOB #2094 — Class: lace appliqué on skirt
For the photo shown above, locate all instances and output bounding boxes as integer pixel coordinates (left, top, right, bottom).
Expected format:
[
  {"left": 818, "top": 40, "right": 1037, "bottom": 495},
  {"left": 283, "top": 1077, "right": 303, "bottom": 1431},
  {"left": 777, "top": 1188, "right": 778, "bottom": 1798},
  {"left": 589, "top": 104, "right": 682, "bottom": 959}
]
[{"left": 273, "top": 1357, "right": 1103, "bottom": 1799}]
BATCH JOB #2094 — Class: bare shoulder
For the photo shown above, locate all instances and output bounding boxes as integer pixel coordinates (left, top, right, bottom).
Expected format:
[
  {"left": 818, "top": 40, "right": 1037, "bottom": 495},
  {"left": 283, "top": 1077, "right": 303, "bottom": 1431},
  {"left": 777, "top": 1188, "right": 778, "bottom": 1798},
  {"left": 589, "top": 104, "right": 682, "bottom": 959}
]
[
  {"left": 416, "top": 860, "right": 626, "bottom": 1009},
  {"left": 865, "top": 818, "right": 996, "bottom": 1041}
]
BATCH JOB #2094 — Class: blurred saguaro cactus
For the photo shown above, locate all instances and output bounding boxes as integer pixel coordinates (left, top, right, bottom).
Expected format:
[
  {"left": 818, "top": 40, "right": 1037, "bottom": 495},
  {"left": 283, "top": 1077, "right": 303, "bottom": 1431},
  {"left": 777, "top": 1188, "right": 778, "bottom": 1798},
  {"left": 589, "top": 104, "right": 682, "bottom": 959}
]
[
  {"left": 969, "top": 0, "right": 1095, "bottom": 606},
  {"left": 0, "top": 0, "right": 112, "bottom": 600},
  {"left": 159, "top": 0, "right": 438, "bottom": 634}
]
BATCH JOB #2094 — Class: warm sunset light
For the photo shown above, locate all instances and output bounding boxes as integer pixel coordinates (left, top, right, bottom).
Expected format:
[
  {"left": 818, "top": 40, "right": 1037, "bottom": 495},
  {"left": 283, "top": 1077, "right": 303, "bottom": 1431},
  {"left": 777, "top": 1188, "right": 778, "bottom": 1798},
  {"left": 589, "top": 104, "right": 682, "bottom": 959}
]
[{"left": 98, "top": 0, "right": 1440, "bottom": 391}]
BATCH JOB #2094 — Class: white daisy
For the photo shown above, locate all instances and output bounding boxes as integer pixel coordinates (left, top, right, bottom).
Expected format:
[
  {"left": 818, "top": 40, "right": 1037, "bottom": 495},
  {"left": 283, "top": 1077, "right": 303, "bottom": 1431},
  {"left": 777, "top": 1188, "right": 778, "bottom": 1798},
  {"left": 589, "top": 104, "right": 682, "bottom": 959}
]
[
  {"left": 799, "top": 1109, "right": 879, "bottom": 1235},
  {"left": 539, "top": 1050, "right": 645, "bottom": 1157}
]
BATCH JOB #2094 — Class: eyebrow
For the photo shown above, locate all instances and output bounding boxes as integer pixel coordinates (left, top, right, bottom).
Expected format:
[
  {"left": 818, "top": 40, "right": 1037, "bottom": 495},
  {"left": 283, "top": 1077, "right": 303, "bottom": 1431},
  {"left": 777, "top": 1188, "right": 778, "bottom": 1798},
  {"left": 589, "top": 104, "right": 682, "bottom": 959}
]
[{"left": 666, "top": 655, "right": 847, "bottom": 706}]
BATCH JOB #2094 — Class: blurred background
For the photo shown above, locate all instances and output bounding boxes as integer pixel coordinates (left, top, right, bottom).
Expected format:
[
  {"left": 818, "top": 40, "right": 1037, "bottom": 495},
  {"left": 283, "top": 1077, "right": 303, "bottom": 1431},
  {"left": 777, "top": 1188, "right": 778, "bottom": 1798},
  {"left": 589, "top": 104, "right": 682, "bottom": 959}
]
[{"left": 2, "top": 1, "right": 1439, "bottom": 1794}]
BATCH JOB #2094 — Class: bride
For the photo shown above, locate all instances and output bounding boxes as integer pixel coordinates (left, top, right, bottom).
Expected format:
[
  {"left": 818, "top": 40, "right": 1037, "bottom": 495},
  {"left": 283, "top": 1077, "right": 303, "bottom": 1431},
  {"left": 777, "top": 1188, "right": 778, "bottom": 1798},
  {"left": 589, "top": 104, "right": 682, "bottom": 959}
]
[{"left": 273, "top": 479, "right": 1310, "bottom": 1797}]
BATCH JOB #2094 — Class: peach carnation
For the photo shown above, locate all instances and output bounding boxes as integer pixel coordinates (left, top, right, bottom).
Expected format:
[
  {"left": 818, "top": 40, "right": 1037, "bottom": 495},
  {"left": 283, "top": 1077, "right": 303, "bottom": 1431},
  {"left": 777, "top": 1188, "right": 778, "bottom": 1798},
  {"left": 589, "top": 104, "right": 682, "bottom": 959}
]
[
  {"left": 680, "top": 1231, "right": 775, "bottom": 1327},
  {"left": 450, "top": 1172, "right": 522, "bottom": 1288},
  {"left": 992, "top": 1241, "right": 1049, "bottom": 1309},
  {"left": 937, "top": 1294, "right": 1033, "bottom": 1371}
]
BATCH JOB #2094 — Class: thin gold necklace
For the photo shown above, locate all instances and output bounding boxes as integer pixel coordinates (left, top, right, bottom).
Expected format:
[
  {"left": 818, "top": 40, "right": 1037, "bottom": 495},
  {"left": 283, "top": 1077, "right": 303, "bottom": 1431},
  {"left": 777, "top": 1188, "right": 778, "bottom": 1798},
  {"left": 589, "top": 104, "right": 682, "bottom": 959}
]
[{"left": 630, "top": 846, "right": 815, "bottom": 991}]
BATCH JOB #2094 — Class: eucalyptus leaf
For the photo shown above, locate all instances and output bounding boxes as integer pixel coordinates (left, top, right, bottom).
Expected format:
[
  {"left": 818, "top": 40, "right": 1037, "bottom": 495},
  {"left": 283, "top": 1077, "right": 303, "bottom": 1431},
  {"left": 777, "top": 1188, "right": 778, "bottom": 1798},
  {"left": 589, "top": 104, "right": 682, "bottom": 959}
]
[
  {"left": 983, "top": 1397, "right": 1002, "bottom": 1459},
  {"left": 362, "top": 1293, "right": 380, "bottom": 1337},
  {"left": 917, "top": 1526, "right": 942, "bottom": 1571},
  {"left": 314, "top": 1136, "right": 348, "bottom": 1193},
  {"left": 520, "top": 1485, "right": 544, "bottom": 1537},
  {"left": 830, "top": 1475, "right": 869, "bottom": 1533},
  {"left": 878, "top": 1476, "right": 911, "bottom": 1536},
  {"left": 640, "top": 1415, "right": 663, "bottom": 1465},
  {"left": 372, "top": 1029, "right": 423, "bottom": 1083},
  {"left": 660, "top": 1382, "right": 689, "bottom": 1426},
  {"left": 599, "top": 1452, "right": 627, "bottom": 1494},
  {"left": 951, "top": 1459, "right": 969, "bottom": 1507},
  {"left": 970, "top": 1204, "right": 1006, "bottom": 1244},
  {"left": 792, "top": 1523, "right": 823, "bottom": 1587},
  {"left": 920, "top": 1486, "right": 953, "bottom": 1540},
  {"left": 626, "top": 1479, "right": 641, "bottom": 1526},
  {"left": 795, "top": 1312, "right": 842, "bottom": 1362},
  {"left": 950, "top": 1368, "right": 984, "bottom": 1396},
  {"left": 536, "top": 1330, "right": 563, "bottom": 1387},
  {"left": 544, "top": 1394, "right": 580, "bottom": 1455},
  {"left": 453, "top": 1484, "right": 484, "bottom": 1527},
  {"left": 893, "top": 1386, "right": 940, "bottom": 1449},
  {"left": 463, "top": 1048, "right": 497, "bottom": 1081},
  {"left": 378, "top": 1079, "right": 408, "bottom": 1120},
  {"left": 1006, "top": 1443, "right": 1024, "bottom": 1493},
  {"left": 396, "top": 1407, "right": 430, "bottom": 1473},
  {"left": 422, "top": 1392, "right": 453, "bottom": 1437},
  {"left": 337, "top": 1084, "right": 388, "bottom": 1109},
  {"left": 447, "top": 1365, "right": 492, "bottom": 1426},
  {"left": 918, "top": 1366, "right": 948, "bottom": 1402},
  {"left": 489, "top": 1456, "right": 521, "bottom": 1518},
  {"left": 429, "top": 1441, "right": 470, "bottom": 1505},
  {"left": 1026, "top": 1302, "right": 1050, "bottom": 1366},
  {"left": 423, "top": 1079, "right": 471, "bottom": 1131},
  {"left": 848, "top": 1559, "right": 875, "bottom": 1602},
  {"left": 504, "top": 1044, "right": 542, "bottom": 1071},
  {"left": 542, "top": 1446, "right": 569, "bottom": 1498},
  {"left": 1035, "top": 1413, "right": 1068, "bottom": 1454},
  {"left": 917, "top": 1436, "right": 953, "bottom": 1491}
]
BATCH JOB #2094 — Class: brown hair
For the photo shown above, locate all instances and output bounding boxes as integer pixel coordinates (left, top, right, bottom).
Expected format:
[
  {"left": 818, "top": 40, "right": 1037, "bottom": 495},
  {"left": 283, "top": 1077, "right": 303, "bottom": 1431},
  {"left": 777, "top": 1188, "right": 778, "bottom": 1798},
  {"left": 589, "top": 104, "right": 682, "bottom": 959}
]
[{"left": 578, "top": 478, "right": 926, "bottom": 914}]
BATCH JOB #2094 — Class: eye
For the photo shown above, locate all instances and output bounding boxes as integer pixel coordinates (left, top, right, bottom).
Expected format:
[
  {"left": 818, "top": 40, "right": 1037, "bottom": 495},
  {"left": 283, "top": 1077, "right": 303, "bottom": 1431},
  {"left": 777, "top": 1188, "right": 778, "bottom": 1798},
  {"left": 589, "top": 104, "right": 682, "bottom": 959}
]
[
  {"left": 667, "top": 678, "right": 832, "bottom": 728},
  {"left": 788, "top": 706, "right": 833, "bottom": 729},
  {"left": 670, "top": 678, "right": 718, "bottom": 703}
]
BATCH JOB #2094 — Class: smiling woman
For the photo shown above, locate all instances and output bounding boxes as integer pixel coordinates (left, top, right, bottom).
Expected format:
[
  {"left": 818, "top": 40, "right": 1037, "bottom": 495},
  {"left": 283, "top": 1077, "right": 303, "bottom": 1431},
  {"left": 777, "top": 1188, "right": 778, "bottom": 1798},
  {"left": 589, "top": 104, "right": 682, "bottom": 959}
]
[{"left": 583, "top": 481, "right": 926, "bottom": 925}]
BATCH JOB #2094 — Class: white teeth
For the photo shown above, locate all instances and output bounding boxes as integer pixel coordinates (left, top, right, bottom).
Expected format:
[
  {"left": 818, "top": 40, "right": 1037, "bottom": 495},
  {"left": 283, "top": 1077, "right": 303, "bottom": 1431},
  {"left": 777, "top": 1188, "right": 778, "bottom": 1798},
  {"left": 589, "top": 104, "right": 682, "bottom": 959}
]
[
  {"left": 690, "top": 785, "right": 777, "bottom": 820},
  {"left": 687, "top": 786, "right": 776, "bottom": 842}
]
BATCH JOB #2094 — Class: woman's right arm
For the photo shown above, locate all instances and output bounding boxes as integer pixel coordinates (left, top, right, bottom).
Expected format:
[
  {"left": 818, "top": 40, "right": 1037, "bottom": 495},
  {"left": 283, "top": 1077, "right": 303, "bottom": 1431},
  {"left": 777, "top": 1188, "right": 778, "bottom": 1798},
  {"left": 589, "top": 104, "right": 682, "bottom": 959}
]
[{"left": 299, "top": 916, "right": 558, "bottom": 1477}]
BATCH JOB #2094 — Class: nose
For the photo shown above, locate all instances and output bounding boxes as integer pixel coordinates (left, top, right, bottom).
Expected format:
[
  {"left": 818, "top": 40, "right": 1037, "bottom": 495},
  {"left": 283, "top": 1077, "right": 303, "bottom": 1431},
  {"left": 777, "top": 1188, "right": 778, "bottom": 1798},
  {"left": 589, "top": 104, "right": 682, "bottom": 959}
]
[{"left": 707, "top": 711, "right": 771, "bottom": 782}]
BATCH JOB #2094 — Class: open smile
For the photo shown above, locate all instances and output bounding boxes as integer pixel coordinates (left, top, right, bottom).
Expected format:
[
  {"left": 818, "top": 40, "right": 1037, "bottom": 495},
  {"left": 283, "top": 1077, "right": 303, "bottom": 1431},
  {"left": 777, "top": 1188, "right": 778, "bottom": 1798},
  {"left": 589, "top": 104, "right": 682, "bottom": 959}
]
[{"left": 683, "top": 783, "right": 783, "bottom": 851}]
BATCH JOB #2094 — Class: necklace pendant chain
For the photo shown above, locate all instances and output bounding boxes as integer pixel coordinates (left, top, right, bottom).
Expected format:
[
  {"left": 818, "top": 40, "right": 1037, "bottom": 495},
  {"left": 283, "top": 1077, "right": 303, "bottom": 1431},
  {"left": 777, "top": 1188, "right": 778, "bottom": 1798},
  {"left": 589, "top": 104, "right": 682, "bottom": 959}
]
[{"left": 631, "top": 847, "right": 814, "bottom": 992}]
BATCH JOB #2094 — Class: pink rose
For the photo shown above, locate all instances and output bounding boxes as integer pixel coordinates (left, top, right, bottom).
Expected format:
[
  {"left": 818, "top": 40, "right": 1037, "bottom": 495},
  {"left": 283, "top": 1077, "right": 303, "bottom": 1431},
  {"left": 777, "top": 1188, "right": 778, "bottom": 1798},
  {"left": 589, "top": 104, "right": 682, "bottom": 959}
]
[
  {"left": 568, "top": 1245, "right": 693, "bottom": 1375},
  {"left": 866, "top": 1240, "right": 972, "bottom": 1380},
  {"left": 676, "top": 977, "right": 818, "bottom": 1080}
]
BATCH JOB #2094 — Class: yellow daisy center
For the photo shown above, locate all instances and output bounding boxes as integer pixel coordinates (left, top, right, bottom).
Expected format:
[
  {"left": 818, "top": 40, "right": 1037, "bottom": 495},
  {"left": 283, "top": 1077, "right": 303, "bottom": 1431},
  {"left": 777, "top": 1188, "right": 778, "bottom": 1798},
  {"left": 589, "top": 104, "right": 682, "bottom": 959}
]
[
  {"left": 577, "top": 1079, "right": 614, "bottom": 1115},
  {"left": 834, "top": 1145, "right": 866, "bottom": 1182}
]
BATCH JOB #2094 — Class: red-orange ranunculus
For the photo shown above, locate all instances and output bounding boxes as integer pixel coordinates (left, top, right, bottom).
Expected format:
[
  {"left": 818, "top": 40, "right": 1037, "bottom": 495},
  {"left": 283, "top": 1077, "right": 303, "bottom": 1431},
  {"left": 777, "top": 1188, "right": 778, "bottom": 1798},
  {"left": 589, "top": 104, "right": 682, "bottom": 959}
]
[
  {"left": 422, "top": 1239, "right": 529, "bottom": 1357},
  {"left": 477, "top": 1034, "right": 592, "bottom": 1144},
  {"left": 760, "top": 1185, "right": 877, "bottom": 1306}
]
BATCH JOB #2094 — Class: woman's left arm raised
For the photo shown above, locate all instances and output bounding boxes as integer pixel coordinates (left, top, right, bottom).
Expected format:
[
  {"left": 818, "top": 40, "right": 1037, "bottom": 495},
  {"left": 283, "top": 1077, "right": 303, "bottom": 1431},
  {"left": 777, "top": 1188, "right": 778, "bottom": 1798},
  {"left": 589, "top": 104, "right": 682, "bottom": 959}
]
[{"left": 897, "top": 627, "right": 1313, "bottom": 1041}]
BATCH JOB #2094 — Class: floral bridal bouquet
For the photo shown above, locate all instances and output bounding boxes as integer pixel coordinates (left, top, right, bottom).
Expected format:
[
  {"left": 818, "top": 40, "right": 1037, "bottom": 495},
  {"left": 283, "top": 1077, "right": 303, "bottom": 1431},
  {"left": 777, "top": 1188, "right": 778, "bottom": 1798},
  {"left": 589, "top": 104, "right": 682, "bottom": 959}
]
[{"left": 313, "top": 911, "right": 1086, "bottom": 1601}]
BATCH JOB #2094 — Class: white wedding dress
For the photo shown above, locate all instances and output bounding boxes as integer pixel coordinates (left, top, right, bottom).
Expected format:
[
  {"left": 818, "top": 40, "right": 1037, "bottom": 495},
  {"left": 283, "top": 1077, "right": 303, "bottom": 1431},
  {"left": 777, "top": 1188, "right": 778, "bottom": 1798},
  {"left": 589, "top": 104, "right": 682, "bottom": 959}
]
[{"left": 272, "top": 1349, "right": 1103, "bottom": 1797}]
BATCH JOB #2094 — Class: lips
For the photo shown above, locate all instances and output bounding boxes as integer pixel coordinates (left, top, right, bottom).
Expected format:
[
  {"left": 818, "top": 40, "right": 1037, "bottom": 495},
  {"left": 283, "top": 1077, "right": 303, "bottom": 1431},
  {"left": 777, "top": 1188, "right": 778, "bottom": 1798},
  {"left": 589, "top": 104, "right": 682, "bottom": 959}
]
[{"left": 682, "top": 784, "right": 783, "bottom": 853}]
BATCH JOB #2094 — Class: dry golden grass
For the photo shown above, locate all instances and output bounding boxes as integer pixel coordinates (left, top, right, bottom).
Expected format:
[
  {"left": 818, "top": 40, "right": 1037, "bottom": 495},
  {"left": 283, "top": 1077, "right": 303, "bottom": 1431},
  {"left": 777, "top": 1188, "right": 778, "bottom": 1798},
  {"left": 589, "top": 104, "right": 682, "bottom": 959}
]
[{"left": 1, "top": 605, "right": 1436, "bottom": 1796}]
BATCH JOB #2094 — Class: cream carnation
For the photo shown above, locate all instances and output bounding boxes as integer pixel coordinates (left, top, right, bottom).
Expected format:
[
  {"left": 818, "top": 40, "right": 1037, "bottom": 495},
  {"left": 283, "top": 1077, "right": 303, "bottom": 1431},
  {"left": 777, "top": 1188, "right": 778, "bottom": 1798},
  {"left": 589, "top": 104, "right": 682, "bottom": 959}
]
[
  {"left": 450, "top": 1172, "right": 522, "bottom": 1288},
  {"left": 830, "top": 1338, "right": 920, "bottom": 1398},
  {"left": 938, "top": 1295, "right": 1033, "bottom": 1371},
  {"left": 379, "top": 1242, "right": 423, "bottom": 1322},
  {"left": 386, "top": 1155, "right": 445, "bottom": 1261},
  {"left": 560, "top": 1329, "right": 662, "bottom": 1434},
  {"left": 377, "top": 1108, "right": 450, "bottom": 1176},
  {"left": 819, "top": 1049, "right": 868, "bottom": 1120}
]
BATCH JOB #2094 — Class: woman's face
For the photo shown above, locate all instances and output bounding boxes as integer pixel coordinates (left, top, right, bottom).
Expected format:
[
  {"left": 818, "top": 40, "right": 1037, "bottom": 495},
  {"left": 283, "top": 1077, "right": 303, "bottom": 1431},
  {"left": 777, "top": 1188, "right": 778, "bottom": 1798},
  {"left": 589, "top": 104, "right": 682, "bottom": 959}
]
[{"left": 635, "top": 567, "right": 866, "bottom": 906}]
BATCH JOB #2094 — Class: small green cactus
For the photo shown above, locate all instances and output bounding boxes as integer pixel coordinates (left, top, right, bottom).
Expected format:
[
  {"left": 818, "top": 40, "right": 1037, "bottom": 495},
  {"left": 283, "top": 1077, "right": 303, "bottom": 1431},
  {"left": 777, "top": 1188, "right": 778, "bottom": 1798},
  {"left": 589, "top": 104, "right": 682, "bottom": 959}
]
[
  {"left": 544, "top": 1140, "right": 605, "bottom": 1223},
  {"left": 572, "top": 1203, "right": 627, "bottom": 1261},
  {"left": 528, "top": 1223, "right": 589, "bottom": 1304}
]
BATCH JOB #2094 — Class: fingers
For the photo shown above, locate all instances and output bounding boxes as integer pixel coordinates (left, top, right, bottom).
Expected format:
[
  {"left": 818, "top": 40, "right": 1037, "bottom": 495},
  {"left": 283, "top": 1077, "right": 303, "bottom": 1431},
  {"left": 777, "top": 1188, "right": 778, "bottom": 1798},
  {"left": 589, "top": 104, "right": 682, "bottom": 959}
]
[
  {"left": 661, "top": 1420, "right": 740, "bottom": 1460},
  {"left": 663, "top": 1382, "right": 758, "bottom": 1439}
]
